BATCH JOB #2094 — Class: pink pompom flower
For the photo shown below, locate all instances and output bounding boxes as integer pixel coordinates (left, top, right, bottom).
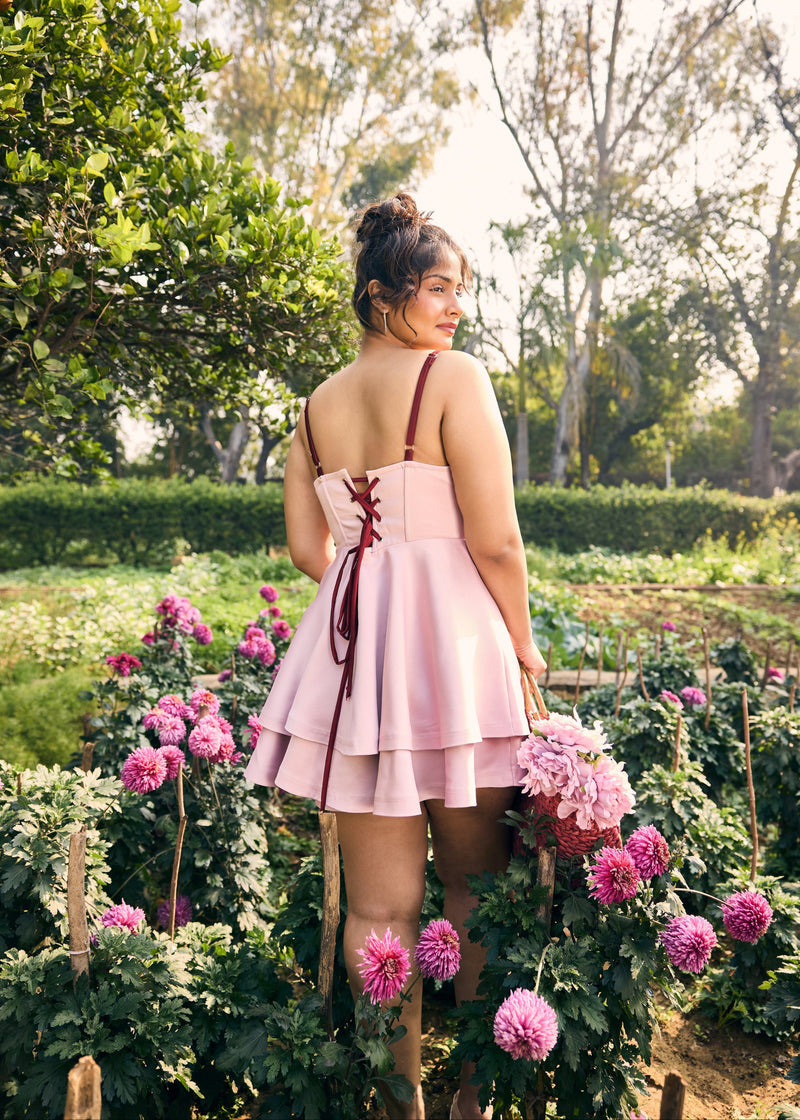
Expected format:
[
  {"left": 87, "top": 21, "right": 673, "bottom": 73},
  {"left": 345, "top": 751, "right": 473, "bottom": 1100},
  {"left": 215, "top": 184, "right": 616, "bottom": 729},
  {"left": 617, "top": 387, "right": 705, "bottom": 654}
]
[
  {"left": 661, "top": 620, "right": 677, "bottom": 632},
  {"left": 247, "top": 715, "right": 262, "bottom": 750},
  {"left": 680, "top": 686, "right": 707, "bottom": 708},
  {"left": 156, "top": 894, "right": 193, "bottom": 929},
  {"left": 721, "top": 890, "right": 773, "bottom": 943},
  {"left": 660, "top": 915, "right": 717, "bottom": 973},
  {"left": 272, "top": 619, "right": 292, "bottom": 640},
  {"left": 141, "top": 631, "right": 155, "bottom": 646},
  {"left": 157, "top": 694, "right": 193, "bottom": 719},
  {"left": 414, "top": 919, "right": 461, "bottom": 981},
  {"left": 659, "top": 690, "right": 684, "bottom": 709},
  {"left": 767, "top": 666, "right": 784, "bottom": 681},
  {"left": 157, "top": 715, "right": 186, "bottom": 746},
  {"left": 357, "top": 928, "right": 411, "bottom": 1004},
  {"left": 101, "top": 900, "right": 145, "bottom": 932},
  {"left": 158, "top": 745, "right": 185, "bottom": 780},
  {"left": 259, "top": 584, "right": 279, "bottom": 602},
  {"left": 588, "top": 846, "right": 641, "bottom": 904},
  {"left": 192, "top": 623, "right": 213, "bottom": 645},
  {"left": 188, "top": 716, "right": 223, "bottom": 759},
  {"left": 493, "top": 988, "right": 559, "bottom": 1061},
  {"left": 189, "top": 688, "right": 220, "bottom": 718},
  {"left": 625, "top": 826, "right": 670, "bottom": 880},
  {"left": 121, "top": 746, "right": 168, "bottom": 794}
]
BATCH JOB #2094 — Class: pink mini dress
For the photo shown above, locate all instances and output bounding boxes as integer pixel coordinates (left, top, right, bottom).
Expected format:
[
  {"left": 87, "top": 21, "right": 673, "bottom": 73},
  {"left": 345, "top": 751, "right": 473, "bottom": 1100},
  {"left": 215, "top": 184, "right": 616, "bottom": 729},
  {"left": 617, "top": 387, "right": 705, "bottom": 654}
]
[{"left": 243, "top": 351, "right": 528, "bottom": 816}]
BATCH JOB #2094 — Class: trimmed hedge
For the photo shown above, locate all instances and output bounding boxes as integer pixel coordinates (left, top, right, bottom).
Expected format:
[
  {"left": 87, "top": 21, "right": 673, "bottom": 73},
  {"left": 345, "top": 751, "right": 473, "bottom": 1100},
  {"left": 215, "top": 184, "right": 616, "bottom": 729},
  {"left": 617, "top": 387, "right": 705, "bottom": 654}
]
[{"left": 0, "top": 479, "right": 797, "bottom": 569}]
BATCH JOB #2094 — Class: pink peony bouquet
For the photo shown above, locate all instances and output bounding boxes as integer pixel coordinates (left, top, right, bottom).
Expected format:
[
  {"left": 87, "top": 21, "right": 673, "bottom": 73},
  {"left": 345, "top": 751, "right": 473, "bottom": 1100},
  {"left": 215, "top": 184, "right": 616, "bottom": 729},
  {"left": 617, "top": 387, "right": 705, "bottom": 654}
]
[{"left": 517, "top": 711, "right": 635, "bottom": 832}]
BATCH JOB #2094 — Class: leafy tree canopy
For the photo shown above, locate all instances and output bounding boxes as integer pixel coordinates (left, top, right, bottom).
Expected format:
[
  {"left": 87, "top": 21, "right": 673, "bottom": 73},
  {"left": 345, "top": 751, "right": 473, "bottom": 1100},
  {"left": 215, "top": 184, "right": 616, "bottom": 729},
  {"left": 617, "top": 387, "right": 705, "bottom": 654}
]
[{"left": 0, "top": 0, "right": 357, "bottom": 476}]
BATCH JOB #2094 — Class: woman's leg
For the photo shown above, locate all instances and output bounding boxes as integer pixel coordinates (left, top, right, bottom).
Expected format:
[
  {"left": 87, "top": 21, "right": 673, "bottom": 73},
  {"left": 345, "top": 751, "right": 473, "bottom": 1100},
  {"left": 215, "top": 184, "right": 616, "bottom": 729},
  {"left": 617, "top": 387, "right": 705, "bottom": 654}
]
[
  {"left": 426, "top": 787, "right": 518, "bottom": 1120},
  {"left": 336, "top": 810, "right": 430, "bottom": 1120}
]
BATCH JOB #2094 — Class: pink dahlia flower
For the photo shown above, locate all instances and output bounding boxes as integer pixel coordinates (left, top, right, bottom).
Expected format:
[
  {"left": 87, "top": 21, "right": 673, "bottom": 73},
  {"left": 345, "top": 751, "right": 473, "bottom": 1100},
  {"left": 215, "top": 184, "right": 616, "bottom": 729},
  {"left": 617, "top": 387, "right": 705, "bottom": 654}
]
[
  {"left": 680, "top": 686, "right": 707, "bottom": 708},
  {"left": 141, "top": 631, "right": 155, "bottom": 646},
  {"left": 217, "top": 668, "right": 232, "bottom": 682},
  {"left": 721, "top": 890, "right": 773, "bottom": 943},
  {"left": 625, "top": 826, "right": 670, "bottom": 880},
  {"left": 272, "top": 619, "right": 292, "bottom": 640},
  {"left": 259, "top": 584, "right": 279, "bottom": 602},
  {"left": 101, "top": 900, "right": 145, "bottom": 932},
  {"left": 269, "top": 606, "right": 282, "bottom": 617},
  {"left": 493, "top": 988, "right": 559, "bottom": 1061},
  {"left": 189, "top": 688, "right": 220, "bottom": 718},
  {"left": 661, "top": 620, "right": 677, "bottom": 632},
  {"left": 121, "top": 746, "right": 168, "bottom": 793},
  {"left": 157, "top": 694, "right": 192, "bottom": 719},
  {"left": 192, "top": 623, "right": 213, "bottom": 645},
  {"left": 659, "top": 690, "right": 684, "bottom": 709},
  {"left": 528, "top": 712, "right": 609, "bottom": 755},
  {"left": 156, "top": 894, "right": 193, "bottom": 929},
  {"left": 413, "top": 919, "right": 461, "bottom": 981},
  {"left": 660, "top": 915, "right": 717, "bottom": 973},
  {"left": 143, "top": 707, "right": 167, "bottom": 731},
  {"left": 188, "top": 716, "right": 223, "bottom": 759},
  {"left": 157, "top": 715, "right": 186, "bottom": 746},
  {"left": 105, "top": 652, "right": 142, "bottom": 677},
  {"left": 258, "top": 640, "right": 277, "bottom": 666},
  {"left": 158, "top": 745, "right": 185, "bottom": 780},
  {"left": 767, "top": 666, "right": 784, "bottom": 680},
  {"left": 247, "top": 715, "right": 262, "bottom": 750},
  {"left": 357, "top": 928, "right": 411, "bottom": 1004},
  {"left": 588, "top": 846, "right": 641, "bottom": 904}
]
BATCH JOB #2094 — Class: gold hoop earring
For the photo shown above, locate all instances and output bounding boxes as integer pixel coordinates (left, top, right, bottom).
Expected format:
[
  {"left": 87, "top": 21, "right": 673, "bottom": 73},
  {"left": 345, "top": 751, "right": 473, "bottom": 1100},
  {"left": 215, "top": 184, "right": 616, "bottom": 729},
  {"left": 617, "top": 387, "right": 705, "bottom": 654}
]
[{"left": 382, "top": 311, "right": 388, "bottom": 335}]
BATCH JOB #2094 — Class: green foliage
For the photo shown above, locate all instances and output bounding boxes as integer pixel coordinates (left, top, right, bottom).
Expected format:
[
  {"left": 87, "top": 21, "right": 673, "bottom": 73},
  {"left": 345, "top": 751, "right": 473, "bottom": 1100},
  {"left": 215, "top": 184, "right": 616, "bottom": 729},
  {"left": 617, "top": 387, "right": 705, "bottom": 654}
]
[
  {"left": 0, "top": 761, "right": 120, "bottom": 952},
  {"left": 749, "top": 708, "right": 800, "bottom": 877},
  {"left": 0, "top": 0, "right": 354, "bottom": 476},
  {"left": 763, "top": 952, "right": 800, "bottom": 1047},
  {"left": 450, "top": 849, "right": 682, "bottom": 1119}
]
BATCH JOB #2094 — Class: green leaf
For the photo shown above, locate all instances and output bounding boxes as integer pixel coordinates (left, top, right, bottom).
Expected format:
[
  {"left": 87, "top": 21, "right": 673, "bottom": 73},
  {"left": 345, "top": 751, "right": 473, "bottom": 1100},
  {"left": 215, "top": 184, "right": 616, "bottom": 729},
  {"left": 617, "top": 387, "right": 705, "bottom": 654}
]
[
  {"left": 85, "top": 151, "right": 109, "bottom": 175},
  {"left": 33, "top": 339, "right": 50, "bottom": 359}
]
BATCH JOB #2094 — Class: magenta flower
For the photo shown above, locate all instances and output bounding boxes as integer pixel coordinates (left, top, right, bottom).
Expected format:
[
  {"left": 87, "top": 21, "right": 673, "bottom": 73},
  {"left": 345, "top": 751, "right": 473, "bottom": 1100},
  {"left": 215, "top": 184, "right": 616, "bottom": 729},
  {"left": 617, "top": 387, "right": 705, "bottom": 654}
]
[
  {"left": 661, "top": 620, "right": 677, "bottom": 632},
  {"left": 272, "top": 619, "right": 292, "bottom": 640},
  {"left": 260, "top": 584, "right": 279, "bottom": 602},
  {"left": 157, "top": 715, "right": 186, "bottom": 746},
  {"left": 357, "top": 928, "right": 411, "bottom": 1004},
  {"left": 101, "top": 900, "right": 145, "bottom": 932},
  {"left": 625, "top": 826, "right": 670, "bottom": 880},
  {"left": 680, "top": 686, "right": 706, "bottom": 708},
  {"left": 414, "top": 920, "right": 461, "bottom": 981},
  {"left": 158, "top": 745, "right": 185, "bottom": 779},
  {"left": 269, "top": 606, "right": 282, "bottom": 617},
  {"left": 217, "top": 669, "right": 232, "bottom": 682},
  {"left": 188, "top": 716, "right": 223, "bottom": 759},
  {"left": 245, "top": 626, "right": 267, "bottom": 641},
  {"left": 767, "top": 666, "right": 784, "bottom": 681},
  {"left": 105, "top": 652, "right": 142, "bottom": 677},
  {"left": 141, "top": 631, "right": 155, "bottom": 646},
  {"left": 121, "top": 746, "right": 168, "bottom": 793},
  {"left": 247, "top": 715, "right": 262, "bottom": 750},
  {"left": 258, "top": 640, "right": 277, "bottom": 666},
  {"left": 493, "top": 988, "right": 559, "bottom": 1061},
  {"left": 588, "top": 847, "right": 641, "bottom": 904},
  {"left": 660, "top": 915, "right": 717, "bottom": 973},
  {"left": 721, "top": 890, "right": 773, "bottom": 943},
  {"left": 143, "top": 707, "right": 167, "bottom": 731},
  {"left": 659, "top": 689, "right": 684, "bottom": 709},
  {"left": 156, "top": 894, "right": 193, "bottom": 929},
  {"left": 189, "top": 688, "right": 220, "bottom": 718},
  {"left": 192, "top": 623, "right": 213, "bottom": 645}
]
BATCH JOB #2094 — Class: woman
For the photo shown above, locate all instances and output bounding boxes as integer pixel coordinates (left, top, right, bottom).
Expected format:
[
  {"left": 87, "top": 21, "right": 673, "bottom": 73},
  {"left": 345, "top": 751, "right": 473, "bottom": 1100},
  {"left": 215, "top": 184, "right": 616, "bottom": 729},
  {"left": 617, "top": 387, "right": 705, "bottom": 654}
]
[{"left": 244, "top": 193, "right": 546, "bottom": 1120}]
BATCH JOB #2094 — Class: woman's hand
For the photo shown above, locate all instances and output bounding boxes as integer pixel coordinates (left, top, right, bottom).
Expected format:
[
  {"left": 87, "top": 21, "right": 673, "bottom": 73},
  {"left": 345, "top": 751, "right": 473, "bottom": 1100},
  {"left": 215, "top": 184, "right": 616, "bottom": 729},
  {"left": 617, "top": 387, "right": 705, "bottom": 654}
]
[{"left": 514, "top": 640, "right": 547, "bottom": 679}]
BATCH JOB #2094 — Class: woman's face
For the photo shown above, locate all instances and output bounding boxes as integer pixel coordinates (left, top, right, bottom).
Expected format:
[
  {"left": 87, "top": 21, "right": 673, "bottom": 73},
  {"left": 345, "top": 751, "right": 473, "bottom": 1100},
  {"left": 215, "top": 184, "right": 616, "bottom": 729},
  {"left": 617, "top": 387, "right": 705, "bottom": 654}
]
[{"left": 385, "top": 248, "right": 466, "bottom": 349}]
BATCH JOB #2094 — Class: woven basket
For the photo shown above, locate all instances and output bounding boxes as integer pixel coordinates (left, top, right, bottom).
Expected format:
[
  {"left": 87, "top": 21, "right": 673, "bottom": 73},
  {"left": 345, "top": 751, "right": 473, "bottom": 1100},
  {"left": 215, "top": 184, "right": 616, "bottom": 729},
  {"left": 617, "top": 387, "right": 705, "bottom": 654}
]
[{"left": 514, "top": 666, "right": 622, "bottom": 859}]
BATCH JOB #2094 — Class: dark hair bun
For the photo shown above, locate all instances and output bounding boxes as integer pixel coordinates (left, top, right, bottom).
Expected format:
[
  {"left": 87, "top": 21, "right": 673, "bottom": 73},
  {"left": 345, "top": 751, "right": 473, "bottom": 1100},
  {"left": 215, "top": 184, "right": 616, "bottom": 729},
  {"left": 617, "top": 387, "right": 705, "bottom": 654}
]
[{"left": 355, "top": 193, "right": 430, "bottom": 243}]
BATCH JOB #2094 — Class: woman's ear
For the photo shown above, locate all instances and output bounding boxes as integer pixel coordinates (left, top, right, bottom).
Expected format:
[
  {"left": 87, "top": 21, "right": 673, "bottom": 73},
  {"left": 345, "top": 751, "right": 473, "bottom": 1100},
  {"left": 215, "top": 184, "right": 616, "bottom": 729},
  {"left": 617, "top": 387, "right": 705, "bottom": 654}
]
[{"left": 367, "top": 279, "right": 388, "bottom": 310}]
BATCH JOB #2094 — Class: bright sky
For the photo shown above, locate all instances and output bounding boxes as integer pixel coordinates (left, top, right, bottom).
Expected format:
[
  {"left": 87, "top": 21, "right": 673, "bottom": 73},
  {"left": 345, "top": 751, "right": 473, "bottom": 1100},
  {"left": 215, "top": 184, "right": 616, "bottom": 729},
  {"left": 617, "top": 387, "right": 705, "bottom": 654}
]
[{"left": 414, "top": 0, "right": 800, "bottom": 266}]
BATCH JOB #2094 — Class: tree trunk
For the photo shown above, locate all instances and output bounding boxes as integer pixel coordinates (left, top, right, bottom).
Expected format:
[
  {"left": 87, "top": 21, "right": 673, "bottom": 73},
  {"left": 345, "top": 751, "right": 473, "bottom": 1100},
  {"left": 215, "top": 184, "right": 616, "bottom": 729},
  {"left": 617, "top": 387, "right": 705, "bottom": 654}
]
[
  {"left": 254, "top": 426, "right": 286, "bottom": 485},
  {"left": 515, "top": 411, "right": 529, "bottom": 488},
  {"left": 750, "top": 352, "right": 778, "bottom": 497},
  {"left": 200, "top": 404, "right": 251, "bottom": 484}
]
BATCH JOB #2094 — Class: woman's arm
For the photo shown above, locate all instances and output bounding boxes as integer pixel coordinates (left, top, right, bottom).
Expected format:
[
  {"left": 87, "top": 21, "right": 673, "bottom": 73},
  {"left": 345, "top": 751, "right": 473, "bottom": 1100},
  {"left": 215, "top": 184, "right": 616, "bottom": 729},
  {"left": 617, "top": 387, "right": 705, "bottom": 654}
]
[
  {"left": 441, "top": 353, "right": 546, "bottom": 676},
  {"left": 283, "top": 426, "right": 335, "bottom": 583}
]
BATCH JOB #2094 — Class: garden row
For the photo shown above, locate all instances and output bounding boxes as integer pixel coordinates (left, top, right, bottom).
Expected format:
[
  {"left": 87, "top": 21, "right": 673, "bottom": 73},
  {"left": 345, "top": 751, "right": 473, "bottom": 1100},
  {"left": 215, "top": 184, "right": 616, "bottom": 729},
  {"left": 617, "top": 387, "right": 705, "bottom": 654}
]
[
  {"left": 0, "top": 586, "right": 799, "bottom": 1117},
  {"left": 3, "top": 477, "right": 800, "bottom": 567}
]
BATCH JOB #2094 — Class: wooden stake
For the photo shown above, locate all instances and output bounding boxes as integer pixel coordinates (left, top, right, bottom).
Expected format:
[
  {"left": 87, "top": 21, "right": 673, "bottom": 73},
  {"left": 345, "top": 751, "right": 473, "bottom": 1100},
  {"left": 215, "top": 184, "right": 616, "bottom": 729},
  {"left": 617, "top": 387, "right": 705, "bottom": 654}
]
[
  {"left": 596, "top": 625, "right": 603, "bottom": 686},
  {"left": 660, "top": 1070, "right": 686, "bottom": 1119},
  {"left": 534, "top": 846, "right": 557, "bottom": 933},
  {"left": 167, "top": 764, "right": 187, "bottom": 941},
  {"left": 785, "top": 639, "right": 795, "bottom": 679},
  {"left": 64, "top": 1054, "right": 102, "bottom": 1120},
  {"left": 761, "top": 640, "right": 772, "bottom": 688},
  {"left": 654, "top": 629, "right": 662, "bottom": 660},
  {"left": 574, "top": 622, "right": 589, "bottom": 704},
  {"left": 790, "top": 682, "right": 796, "bottom": 713},
  {"left": 614, "top": 629, "right": 630, "bottom": 717},
  {"left": 702, "top": 627, "right": 712, "bottom": 731},
  {"left": 672, "top": 714, "right": 683, "bottom": 772},
  {"left": 318, "top": 811, "right": 340, "bottom": 1039},
  {"left": 67, "top": 827, "right": 90, "bottom": 983},
  {"left": 742, "top": 689, "right": 759, "bottom": 882},
  {"left": 637, "top": 649, "right": 650, "bottom": 702}
]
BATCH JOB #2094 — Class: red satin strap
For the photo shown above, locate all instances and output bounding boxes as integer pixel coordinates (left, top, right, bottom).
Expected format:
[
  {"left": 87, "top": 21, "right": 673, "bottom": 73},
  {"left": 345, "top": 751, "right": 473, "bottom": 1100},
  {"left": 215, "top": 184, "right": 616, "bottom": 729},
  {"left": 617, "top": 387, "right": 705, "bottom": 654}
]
[
  {"left": 404, "top": 351, "right": 440, "bottom": 461},
  {"left": 303, "top": 399, "right": 323, "bottom": 478}
]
